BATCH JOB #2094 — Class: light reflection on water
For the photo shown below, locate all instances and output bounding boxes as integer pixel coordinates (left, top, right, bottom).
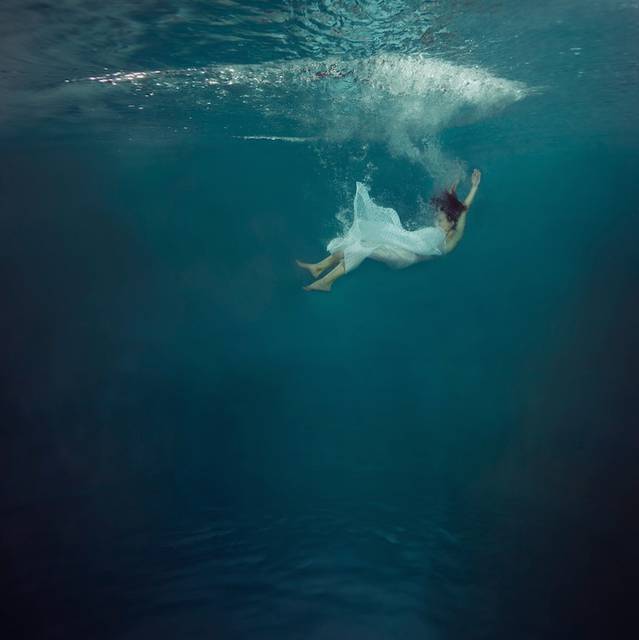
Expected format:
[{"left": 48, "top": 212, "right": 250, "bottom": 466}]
[{"left": 116, "top": 498, "right": 509, "bottom": 639}]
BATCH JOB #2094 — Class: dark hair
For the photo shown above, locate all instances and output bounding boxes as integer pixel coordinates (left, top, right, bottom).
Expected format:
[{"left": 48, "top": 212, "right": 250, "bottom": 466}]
[{"left": 430, "top": 189, "right": 467, "bottom": 229}]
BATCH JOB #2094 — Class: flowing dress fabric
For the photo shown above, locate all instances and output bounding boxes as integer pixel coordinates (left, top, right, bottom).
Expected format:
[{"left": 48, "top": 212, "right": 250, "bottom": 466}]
[{"left": 327, "top": 182, "right": 447, "bottom": 273}]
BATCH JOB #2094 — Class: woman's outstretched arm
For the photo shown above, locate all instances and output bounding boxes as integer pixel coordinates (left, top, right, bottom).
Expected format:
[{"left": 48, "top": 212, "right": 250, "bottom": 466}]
[
  {"left": 444, "top": 169, "right": 481, "bottom": 254},
  {"left": 463, "top": 169, "right": 481, "bottom": 209}
]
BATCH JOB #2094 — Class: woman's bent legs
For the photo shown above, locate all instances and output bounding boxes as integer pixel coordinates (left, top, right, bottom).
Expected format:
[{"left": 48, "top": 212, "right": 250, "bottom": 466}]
[
  {"left": 296, "top": 252, "right": 342, "bottom": 278},
  {"left": 303, "top": 260, "right": 346, "bottom": 292}
]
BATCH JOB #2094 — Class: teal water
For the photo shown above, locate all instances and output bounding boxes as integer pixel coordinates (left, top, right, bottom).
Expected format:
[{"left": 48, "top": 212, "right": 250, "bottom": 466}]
[{"left": 1, "top": 2, "right": 638, "bottom": 638}]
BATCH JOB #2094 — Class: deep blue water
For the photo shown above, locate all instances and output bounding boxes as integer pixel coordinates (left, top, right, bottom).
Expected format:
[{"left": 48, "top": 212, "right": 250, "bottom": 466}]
[{"left": 1, "top": 2, "right": 639, "bottom": 639}]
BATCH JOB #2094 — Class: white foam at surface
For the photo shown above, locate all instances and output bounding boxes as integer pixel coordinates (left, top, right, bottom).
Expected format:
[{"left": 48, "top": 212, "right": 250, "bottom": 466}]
[
  {"left": 79, "top": 53, "right": 529, "bottom": 181},
  {"left": 4, "top": 52, "right": 529, "bottom": 184}
]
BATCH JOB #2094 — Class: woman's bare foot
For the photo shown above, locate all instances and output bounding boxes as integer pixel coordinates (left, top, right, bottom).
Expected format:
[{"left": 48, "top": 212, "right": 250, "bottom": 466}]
[
  {"left": 303, "top": 280, "right": 332, "bottom": 292},
  {"left": 296, "top": 260, "right": 325, "bottom": 278}
]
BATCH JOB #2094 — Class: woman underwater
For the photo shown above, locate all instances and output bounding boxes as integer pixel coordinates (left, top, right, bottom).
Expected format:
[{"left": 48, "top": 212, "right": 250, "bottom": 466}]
[{"left": 297, "top": 169, "right": 481, "bottom": 291}]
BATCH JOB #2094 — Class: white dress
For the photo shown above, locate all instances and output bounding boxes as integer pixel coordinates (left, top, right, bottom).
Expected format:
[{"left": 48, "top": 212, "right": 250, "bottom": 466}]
[{"left": 327, "top": 182, "right": 447, "bottom": 273}]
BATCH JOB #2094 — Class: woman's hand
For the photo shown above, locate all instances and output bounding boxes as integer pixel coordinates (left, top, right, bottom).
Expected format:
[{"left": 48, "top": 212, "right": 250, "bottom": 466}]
[{"left": 471, "top": 169, "right": 481, "bottom": 186}]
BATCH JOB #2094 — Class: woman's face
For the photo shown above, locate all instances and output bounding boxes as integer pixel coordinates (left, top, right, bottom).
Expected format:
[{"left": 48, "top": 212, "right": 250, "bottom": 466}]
[{"left": 436, "top": 211, "right": 452, "bottom": 232}]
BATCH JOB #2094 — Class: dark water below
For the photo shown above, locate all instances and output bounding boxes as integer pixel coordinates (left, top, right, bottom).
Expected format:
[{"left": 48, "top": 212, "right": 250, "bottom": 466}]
[
  {"left": 3, "top": 137, "right": 638, "bottom": 639},
  {"left": 2, "top": 1, "right": 639, "bottom": 638}
]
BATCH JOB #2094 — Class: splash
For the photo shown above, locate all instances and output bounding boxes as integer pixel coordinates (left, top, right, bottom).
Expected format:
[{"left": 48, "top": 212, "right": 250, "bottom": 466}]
[
  {"left": 81, "top": 53, "right": 529, "bottom": 182},
  {"left": 301, "top": 54, "right": 529, "bottom": 182}
]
